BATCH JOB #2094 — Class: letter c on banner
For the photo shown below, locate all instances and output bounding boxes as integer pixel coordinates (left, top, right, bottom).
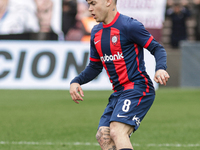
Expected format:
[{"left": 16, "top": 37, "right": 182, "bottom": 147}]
[{"left": 0, "top": 51, "right": 12, "bottom": 78}]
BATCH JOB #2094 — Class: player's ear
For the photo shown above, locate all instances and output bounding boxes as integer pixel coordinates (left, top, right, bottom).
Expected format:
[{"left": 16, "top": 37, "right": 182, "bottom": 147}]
[{"left": 106, "top": 0, "right": 112, "bottom": 7}]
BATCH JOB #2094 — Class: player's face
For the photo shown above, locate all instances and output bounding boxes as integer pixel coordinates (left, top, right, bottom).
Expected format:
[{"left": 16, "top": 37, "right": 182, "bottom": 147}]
[{"left": 87, "top": 0, "right": 109, "bottom": 23}]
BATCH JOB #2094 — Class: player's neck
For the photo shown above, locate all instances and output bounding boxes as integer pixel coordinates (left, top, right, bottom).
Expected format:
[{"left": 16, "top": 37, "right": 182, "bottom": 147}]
[{"left": 103, "top": 7, "right": 118, "bottom": 25}]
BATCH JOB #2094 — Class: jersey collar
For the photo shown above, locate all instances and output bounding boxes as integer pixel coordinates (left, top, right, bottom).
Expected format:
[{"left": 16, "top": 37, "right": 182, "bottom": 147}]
[{"left": 103, "top": 12, "right": 120, "bottom": 28}]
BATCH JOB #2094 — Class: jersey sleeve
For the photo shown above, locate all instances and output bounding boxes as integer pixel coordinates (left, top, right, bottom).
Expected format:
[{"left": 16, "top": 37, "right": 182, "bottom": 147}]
[
  {"left": 127, "top": 19, "right": 167, "bottom": 71},
  {"left": 70, "top": 30, "right": 103, "bottom": 85},
  {"left": 127, "top": 19, "right": 153, "bottom": 47},
  {"left": 147, "top": 39, "right": 167, "bottom": 71},
  {"left": 90, "top": 33, "right": 101, "bottom": 62}
]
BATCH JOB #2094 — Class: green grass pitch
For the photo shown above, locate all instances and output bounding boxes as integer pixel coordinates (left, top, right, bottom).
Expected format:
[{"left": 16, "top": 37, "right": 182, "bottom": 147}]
[{"left": 0, "top": 88, "right": 200, "bottom": 150}]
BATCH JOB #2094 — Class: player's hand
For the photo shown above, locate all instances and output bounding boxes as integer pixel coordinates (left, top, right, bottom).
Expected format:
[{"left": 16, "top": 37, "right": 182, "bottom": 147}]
[
  {"left": 154, "top": 69, "right": 170, "bottom": 86},
  {"left": 70, "top": 83, "right": 84, "bottom": 104}
]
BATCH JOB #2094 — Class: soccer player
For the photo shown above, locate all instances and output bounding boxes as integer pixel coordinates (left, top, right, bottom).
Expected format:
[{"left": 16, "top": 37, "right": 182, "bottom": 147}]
[{"left": 69, "top": 0, "right": 170, "bottom": 150}]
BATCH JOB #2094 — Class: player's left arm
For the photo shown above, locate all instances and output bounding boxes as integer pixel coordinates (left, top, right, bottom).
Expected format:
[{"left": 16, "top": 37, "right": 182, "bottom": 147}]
[
  {"left": 128, "top": 19, "right": 170, "bottom": 85},
  {"left": 154, "top": 69, "right": 170, "bottom": 86},
  {"left": 146, "top": 39, "right": 170, "bottom": 85}
]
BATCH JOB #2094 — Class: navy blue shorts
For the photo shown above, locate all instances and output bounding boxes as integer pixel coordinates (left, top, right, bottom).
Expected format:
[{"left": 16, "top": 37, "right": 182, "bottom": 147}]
[{"left": 98, "top": 88, "right": 155, "bottom": 131}]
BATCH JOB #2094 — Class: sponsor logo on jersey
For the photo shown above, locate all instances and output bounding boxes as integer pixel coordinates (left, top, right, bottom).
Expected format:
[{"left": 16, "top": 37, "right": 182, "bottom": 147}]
[
  {"left": 132, "top": 115, "right": 141, "bottom": 126},
  {"left": 100, "top": 52, "right": 124, "bottom": 62}
]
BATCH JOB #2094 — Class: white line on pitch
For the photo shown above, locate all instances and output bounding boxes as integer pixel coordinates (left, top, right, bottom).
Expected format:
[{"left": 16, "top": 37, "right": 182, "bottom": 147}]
[{"left": 0, "top": 141, "right": 200, "bottom": 147}]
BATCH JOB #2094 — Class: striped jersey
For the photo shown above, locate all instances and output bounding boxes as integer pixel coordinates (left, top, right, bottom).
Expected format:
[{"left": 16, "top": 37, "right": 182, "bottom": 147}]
[{"left": 71, "top": 12, "right": 167, "bottom": 93}]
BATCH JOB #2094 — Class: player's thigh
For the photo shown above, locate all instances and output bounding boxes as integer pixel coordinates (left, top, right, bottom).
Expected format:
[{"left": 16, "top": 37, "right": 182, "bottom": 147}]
[
  {"left": 110, "top": 121, "right": 134, "bottom": 136},
  {"left": 98, "top": 94, "right": 118, "bottom": 129}
]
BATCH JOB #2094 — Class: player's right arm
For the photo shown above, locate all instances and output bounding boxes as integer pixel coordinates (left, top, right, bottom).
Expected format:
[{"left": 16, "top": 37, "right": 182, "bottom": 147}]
[
  {"left": 69, "top": 60, "right": 103, "bottom": 104},
  {"left": 70, "top": 82, "right": 84, "bottom": 104},
  {"left": 70, "top": 28, "right": 103, "bottom": 103},
  {"left": 70, "top": 60, "right": 102, "bottom": 104}
]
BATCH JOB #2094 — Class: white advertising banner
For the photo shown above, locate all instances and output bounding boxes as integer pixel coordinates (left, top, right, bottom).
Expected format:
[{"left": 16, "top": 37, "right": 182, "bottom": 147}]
[
  {"left": 0, "top": 41, "right": 157, "bottom": 90},
  {"left": 117, "top": 0, "right": 167, "bottom": 29}
]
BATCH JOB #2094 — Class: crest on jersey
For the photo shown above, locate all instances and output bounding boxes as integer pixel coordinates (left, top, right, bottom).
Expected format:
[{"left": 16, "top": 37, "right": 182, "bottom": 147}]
[{"left": 111, "top": 35, "right": 119, "bottom": 45}]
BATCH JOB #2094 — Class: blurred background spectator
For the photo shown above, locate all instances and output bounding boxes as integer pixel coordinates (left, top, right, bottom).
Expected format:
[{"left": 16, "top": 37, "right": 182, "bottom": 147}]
[
  {"left": 0, "top": 0, "right": 58, "bottom": 40},
  {"left": 165, "top": 0, "right": 191, "bottom": 48},
  {"left": 193, "top": 0, "right": 200, "bottom": 41},
  {"left": 0, "top": 0, "right": 39, "bottom": 35},
  {"left": 65, "top": 0, "right": 97, "bottom": 41},
  {"left": 33, "top": 0, "right": 58, "bottom": 40},
  {"left": 35, "top": 0, "right": 53, "bottom": 33},
  {"left": 62, "top": 0, "right": 77, "bottom": 37}
]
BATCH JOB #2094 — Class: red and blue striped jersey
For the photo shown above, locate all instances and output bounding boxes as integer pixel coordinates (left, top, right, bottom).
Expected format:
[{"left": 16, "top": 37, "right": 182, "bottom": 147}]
[{"left": 71, "top": 12, "right": 167, "bottom": 92}]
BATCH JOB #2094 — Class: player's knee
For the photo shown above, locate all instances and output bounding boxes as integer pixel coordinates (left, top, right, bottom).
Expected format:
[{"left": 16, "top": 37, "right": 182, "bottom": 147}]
[
  {"left": 110, "top": 126, "right": 118, "bottom": 141},
  {"left": 95, "top": 129, "right": 103, "bottom": 142},
  {"left": 96, "top": 127, "right": 112, "bottom": 144},
  {"left": 110, "top": 122, "right": 134, "bottom": 141}
]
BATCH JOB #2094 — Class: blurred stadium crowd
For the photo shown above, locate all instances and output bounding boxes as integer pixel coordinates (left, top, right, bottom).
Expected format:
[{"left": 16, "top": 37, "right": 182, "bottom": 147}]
[
  {"left": 0, "top": 0, "right": 97, "bottom": 41},
  {"left": 164, "top": 0, "right": 200, "bottom": 48},
  {"left": 0, "top": 0, "right": 200, "bottom": 47}
]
